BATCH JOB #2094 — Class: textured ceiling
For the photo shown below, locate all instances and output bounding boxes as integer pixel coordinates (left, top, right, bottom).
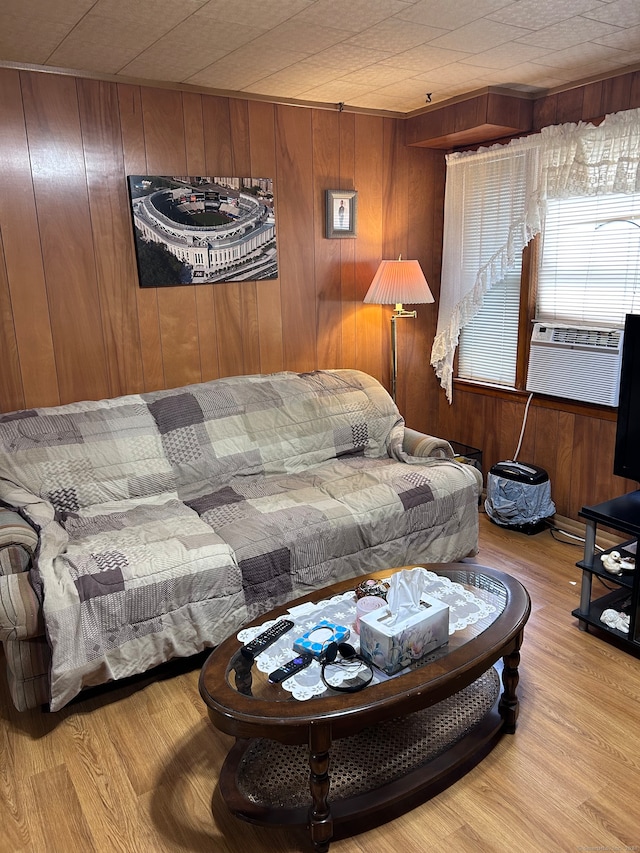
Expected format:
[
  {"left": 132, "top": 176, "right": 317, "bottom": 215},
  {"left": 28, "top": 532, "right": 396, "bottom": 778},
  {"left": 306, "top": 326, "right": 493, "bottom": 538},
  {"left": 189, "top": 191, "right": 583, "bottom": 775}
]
[{"left": 1, "top": 0, "right": 640, "bottom": 114}]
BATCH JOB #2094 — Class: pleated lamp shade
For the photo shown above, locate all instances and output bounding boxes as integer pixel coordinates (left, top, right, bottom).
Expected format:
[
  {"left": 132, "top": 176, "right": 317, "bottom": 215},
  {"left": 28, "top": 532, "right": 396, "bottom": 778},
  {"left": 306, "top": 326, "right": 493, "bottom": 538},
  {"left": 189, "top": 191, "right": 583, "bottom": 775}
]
[{"left": 364, "top": 259, "right": 434, "bottom": 305}]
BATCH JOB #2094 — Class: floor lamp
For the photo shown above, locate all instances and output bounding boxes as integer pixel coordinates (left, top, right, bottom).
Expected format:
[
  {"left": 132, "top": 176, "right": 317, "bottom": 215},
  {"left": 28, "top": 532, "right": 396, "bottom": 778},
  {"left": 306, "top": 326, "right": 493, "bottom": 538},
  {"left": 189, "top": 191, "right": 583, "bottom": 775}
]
[{"left": 364, "top": 257, "right": 434, "bottom": 402}]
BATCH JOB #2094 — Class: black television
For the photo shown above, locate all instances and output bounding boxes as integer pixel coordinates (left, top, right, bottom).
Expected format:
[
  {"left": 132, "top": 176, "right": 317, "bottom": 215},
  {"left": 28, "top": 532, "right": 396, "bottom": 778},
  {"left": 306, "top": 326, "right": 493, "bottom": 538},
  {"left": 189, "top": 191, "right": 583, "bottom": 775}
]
[{"left": 614, "top": 313, "right": 640, "bottom": 482}]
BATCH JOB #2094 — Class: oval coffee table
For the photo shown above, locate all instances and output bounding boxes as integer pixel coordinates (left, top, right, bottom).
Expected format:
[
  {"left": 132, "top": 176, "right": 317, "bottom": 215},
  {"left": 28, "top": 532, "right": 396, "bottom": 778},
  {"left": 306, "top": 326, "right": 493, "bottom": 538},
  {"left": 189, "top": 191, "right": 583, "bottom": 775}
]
[{"left": 199, "top": 563, "right": 531, "bottom": 852}]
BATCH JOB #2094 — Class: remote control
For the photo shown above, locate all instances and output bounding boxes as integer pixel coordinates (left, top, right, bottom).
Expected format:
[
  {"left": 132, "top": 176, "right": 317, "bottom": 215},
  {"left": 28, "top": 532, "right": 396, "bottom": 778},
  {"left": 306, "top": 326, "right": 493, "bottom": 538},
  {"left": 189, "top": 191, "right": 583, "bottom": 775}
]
[
  {"left": 268, "top": 652, "right": 313, "bottom": 683},
  {"left": 240, "top": 619, "right": 294, "bottom": 661}
]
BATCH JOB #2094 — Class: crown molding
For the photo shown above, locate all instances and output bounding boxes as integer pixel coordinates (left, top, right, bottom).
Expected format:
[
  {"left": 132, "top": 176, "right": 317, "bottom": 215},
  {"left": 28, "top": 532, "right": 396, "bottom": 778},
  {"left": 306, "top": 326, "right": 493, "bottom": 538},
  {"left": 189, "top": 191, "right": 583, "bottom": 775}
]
[{"left": 0, "top": 59, "right": 404, "bottom": 118}]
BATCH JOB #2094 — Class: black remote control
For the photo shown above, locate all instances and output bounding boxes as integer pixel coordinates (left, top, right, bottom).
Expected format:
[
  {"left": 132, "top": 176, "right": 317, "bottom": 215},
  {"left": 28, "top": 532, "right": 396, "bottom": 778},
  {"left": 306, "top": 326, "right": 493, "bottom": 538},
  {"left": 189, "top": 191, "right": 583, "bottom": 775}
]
[
  {"left": 268, "top": 652, "right": 313, "bottom": 683},
  {"left": 240, "top": 619, "right": 294, "bottom": 661}
]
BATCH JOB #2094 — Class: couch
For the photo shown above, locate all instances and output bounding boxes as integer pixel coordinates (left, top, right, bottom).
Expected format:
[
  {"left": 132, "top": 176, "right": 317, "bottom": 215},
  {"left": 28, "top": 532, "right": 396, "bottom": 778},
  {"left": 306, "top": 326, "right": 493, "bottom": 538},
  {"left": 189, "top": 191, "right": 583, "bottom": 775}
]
[{"left": 0, "top": 369, "right": 482, "bottom": 712}]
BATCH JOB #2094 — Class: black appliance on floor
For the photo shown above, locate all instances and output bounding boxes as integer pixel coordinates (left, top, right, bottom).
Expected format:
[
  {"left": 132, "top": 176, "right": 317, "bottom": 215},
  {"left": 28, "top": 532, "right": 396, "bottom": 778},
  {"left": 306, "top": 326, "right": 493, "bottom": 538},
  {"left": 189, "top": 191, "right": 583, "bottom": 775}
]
[{"left": 485, "top": 460, "right": 555, "bottom": 535}]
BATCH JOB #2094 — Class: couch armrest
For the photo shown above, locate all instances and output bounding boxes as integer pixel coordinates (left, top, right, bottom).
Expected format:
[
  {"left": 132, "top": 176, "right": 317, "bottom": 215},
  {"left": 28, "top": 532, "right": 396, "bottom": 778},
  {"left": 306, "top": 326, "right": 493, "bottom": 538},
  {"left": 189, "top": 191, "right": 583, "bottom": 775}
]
[
  {"left": 0, "top": 509, "right": 38, "bottom": 557},
  {"left": 403, "top": 428, "right": 455, "bottom": 459},
  {"left": 0, "top": 509, "right": 43, "bottom": 640},
  {"left": 0, "top": 571, "right": 44, "bottom": 641}
]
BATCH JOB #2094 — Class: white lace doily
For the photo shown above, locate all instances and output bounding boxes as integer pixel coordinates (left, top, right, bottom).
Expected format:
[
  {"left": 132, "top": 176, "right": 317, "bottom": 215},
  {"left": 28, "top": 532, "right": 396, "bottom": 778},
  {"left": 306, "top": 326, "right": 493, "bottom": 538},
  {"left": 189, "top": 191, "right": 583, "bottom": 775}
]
[{"left": 236, "top": 567, "right": 497, "bottom": 701}]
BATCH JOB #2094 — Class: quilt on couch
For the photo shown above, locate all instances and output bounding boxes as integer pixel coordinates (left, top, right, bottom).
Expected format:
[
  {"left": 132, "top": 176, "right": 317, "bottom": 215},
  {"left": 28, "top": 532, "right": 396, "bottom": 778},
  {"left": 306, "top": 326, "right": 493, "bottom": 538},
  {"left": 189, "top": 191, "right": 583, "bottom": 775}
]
[{"left": 0, "top": 370, "right": 481, "bottom": 710}]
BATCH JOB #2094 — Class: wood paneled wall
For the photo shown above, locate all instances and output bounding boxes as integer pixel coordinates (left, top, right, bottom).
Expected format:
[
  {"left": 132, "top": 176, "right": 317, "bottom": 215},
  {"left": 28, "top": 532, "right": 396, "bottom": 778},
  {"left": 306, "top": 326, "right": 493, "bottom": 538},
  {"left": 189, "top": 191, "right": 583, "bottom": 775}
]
[
  {"left": 0, "top": 67, "right": 443, "bottom": 429},
  {"left": 1, "top": 65, "right": 638, "bottom": 523},
  {"left": 432, "top": 69, "right": 640, "bottom": 521}
]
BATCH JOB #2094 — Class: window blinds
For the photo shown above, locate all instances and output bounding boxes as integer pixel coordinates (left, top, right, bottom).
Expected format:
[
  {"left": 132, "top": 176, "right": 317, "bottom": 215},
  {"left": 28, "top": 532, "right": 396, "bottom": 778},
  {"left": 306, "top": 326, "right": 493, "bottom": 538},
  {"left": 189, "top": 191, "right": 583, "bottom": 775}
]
[
  {"left": 452, "top": 150, "right": 528, "bottom": 387},
  {"left": 432, "top": 140, "right": 540, "bottom": 401},
  {"left": 458, "top": 266, "right": 521, "bottom": 386},
  {"left": 537, "top": 193, "right": 640, "bottom": 327},
  {"left": 434, "top": 108, "right": 640, "bottom": 402}
]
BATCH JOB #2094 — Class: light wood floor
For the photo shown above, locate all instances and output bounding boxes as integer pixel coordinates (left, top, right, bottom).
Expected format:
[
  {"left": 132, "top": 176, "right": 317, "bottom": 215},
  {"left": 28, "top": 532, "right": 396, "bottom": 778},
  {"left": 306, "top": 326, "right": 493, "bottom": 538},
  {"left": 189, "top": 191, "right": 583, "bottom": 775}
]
[{"left": 2, "top": 513, "right": 639, "bottom": 853}]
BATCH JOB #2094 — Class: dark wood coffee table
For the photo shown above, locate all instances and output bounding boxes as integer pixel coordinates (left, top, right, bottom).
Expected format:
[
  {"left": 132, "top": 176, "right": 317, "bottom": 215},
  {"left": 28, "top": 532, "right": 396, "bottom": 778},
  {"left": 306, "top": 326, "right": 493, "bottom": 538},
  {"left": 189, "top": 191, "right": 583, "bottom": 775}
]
[{"left": 199, "top": 563, "right": 530, "bottom": 852}]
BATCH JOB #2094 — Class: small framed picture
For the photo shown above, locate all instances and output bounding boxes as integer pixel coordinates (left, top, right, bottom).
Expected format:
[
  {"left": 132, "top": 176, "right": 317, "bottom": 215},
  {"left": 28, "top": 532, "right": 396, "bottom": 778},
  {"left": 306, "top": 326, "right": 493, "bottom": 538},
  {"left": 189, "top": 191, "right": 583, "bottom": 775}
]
[{"left": 325, "top": 189, "right": 357, "bottom": 238}]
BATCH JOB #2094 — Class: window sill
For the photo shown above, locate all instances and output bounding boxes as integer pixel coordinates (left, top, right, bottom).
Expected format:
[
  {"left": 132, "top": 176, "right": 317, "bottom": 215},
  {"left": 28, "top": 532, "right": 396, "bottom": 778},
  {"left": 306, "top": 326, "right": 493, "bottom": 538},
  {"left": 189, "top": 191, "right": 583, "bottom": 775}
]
[{"left": 453, "top": 378, "right": 617, "bottom": 420}]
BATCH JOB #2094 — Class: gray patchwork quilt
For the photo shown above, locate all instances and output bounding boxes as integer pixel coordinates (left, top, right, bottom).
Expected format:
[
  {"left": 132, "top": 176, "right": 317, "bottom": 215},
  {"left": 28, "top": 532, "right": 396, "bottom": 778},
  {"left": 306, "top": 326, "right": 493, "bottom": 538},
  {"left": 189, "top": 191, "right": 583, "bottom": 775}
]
[{"left": 0, "top": 369, "right": 480, "bottom": 710}]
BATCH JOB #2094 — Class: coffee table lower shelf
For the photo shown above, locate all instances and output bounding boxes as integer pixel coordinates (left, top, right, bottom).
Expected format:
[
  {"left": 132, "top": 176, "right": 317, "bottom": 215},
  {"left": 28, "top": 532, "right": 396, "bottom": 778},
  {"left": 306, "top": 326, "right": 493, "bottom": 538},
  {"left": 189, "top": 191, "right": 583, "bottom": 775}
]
[{"left": 219, "top": 667, "right": 503, "bottom": 841}]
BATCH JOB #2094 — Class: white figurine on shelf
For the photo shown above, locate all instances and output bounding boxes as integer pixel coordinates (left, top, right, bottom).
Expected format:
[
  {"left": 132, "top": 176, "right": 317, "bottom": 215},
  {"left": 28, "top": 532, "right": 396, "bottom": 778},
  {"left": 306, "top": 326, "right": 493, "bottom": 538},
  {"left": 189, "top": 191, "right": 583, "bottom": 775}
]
[
  {"left": 601, "top": 550, "right": 636, "bottom": 575},
  {"left": 600, "top": 608, "right": 631, "bottom": 633}
]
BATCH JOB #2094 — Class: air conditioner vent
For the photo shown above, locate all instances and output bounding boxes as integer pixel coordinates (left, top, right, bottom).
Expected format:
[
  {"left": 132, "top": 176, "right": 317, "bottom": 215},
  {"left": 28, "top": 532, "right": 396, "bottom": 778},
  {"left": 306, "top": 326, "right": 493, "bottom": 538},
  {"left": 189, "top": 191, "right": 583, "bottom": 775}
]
[
  {"left": 548, "top": 326, "right": 621, "bottom": 349},
  {"left": 526, "top": 323, "right": 624, "bottom": 406}
]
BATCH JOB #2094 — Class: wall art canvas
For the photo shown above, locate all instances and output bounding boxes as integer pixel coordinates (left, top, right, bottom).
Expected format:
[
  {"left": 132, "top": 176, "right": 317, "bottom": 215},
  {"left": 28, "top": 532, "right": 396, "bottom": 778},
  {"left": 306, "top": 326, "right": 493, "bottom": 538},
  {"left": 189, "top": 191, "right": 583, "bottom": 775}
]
[{"left": 127, "top": 176, "right": 277, "bottom": 287}]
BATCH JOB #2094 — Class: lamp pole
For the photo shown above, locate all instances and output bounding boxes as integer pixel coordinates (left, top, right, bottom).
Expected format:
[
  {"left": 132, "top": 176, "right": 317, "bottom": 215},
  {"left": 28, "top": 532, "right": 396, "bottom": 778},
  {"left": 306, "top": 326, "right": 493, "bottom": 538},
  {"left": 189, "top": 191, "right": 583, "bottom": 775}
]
[
  {"left": 363, "top": 258, "right": 433, "bottom": 404},
  {"left": 390, "top": 305, "right": 417, "bottom": 401}
]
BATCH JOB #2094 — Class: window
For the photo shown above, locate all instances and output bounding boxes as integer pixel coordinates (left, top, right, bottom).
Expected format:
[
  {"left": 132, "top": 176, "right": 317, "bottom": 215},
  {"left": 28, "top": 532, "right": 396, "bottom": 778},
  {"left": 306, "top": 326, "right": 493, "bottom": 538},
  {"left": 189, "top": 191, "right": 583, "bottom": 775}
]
[
  {"left": 434, "top": 137, "right": 540, "bottom": 400},
  {"left": 458, "top": 264, "right": 522, "bottom": 386},
  {"left": 435, "top": 108, "right": 640, "bottom": 402},
  {"left": 537, "top": 193, "right": 640, "bottom": 327},
  {"left": 458, "top": 194, "right": 640, "bottom": 391}
]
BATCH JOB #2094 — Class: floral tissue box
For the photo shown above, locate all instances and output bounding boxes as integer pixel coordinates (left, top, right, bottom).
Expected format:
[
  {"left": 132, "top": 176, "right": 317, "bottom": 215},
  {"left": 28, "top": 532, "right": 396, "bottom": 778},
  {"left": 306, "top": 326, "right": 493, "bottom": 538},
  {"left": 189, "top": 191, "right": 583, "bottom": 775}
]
[{"left": 358, "top": 595, "right": 449, "bottom": 675}]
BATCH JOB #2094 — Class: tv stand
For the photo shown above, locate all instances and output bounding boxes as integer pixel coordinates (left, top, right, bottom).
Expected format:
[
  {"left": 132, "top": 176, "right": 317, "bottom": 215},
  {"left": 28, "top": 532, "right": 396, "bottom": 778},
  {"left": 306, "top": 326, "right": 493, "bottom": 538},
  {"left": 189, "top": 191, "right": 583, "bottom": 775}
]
[{"left": 573, "top": 491, "right": 640, "bottom": 652}]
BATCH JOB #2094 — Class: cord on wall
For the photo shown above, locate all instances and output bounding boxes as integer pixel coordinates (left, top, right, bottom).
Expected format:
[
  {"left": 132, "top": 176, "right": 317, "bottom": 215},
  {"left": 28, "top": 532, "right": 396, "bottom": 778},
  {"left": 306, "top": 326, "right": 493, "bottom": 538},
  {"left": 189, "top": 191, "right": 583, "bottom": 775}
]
[{"left": 512, "top": 392, "right": 534, "bottom": 462}]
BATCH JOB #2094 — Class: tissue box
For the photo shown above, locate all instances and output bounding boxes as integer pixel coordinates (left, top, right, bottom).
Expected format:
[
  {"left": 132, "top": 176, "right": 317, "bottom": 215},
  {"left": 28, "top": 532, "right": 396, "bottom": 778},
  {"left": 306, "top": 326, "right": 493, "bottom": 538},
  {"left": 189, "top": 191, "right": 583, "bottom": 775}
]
[{"left": 358, "top": 594, "right": 449, "bottom": 675}]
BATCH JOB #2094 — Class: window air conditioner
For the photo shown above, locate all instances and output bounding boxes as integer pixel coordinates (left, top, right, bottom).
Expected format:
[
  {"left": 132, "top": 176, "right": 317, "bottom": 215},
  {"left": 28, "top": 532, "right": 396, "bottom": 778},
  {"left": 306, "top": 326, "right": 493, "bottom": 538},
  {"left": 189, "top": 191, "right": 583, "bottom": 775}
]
[{"left": 526, "top": 323, "right": 624, "bottom": 406}]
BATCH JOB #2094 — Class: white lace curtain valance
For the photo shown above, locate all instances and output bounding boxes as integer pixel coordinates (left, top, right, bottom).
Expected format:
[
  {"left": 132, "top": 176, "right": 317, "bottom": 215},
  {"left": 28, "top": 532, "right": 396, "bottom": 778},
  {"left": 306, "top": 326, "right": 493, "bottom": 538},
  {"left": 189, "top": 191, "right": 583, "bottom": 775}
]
[{"left": 431, "top": 107, "right": 640, "bottom": 402}]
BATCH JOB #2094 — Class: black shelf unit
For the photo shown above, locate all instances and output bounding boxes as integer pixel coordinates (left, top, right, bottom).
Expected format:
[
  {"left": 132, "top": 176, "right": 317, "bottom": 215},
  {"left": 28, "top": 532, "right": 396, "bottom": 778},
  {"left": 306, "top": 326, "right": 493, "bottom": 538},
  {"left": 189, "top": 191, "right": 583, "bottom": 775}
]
[
  {"left": 449, "top": 441, "right": 482, "bottom": 473},
  {"left": 573, "top": 491, "right": 640, "bottom": 652},
  {"left": 576, "top": 540, "right": 635, "bottom": 590}
]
